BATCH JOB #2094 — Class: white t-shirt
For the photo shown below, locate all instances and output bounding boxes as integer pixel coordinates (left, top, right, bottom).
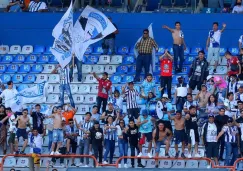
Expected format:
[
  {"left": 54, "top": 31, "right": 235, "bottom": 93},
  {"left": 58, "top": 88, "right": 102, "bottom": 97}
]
[
  {"left": 183, "top": 100, "right": 198, "bottom": 110},
  {"left": 113, "top": 96, "right": 123, "bottom": 110},
  {"left": 9, "top": 114, "right": 17, "bottom": 133},
  {"left": 202, "top": 122, "right": 217, "bottom": 142},
  {"left": 175, "top": 84, "right": 189, "bottom": 97},
  {"left": 28, "top": 134, "right": 43, "bottom": 153},
  {"left": 224, "top": 99, "right": 237, "bottom": 118},
  {"left": 28, "top": 1, "right": 47, "bottom": 12},
  {"left": 0, "top": 88, "right": 18, "bottom": 108},
  {"left": 208, "top": 30, "right": 221, "bottom": 48},
  {"left": 232, "top": 6, "right": 243, "bottom": 13}
]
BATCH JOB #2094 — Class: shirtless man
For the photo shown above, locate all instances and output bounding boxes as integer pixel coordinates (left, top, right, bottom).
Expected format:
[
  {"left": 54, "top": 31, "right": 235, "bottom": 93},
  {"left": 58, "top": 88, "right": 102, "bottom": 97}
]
[
  {"left": 16, "top": 109, "right": 30, "bottom": 154},
  {"left": 163, "top": 22, "right": 187, "bottom": 73},
  {"left": 168, "top": 111, "right": 186, "bottom": 158},
  {"left": 49, "top": 106, "right": 63, "bottom": 155},
  {"left": 153, "top": 121, "right": 172, "bottom": 168}
]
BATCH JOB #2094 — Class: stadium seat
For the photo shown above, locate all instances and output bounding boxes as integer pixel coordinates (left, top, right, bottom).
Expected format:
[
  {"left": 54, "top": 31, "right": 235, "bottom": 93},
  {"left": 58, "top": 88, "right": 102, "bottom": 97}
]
[
  {"left": 198, "top": 160, "right": 208, "bottom": 168},
  {"left": 123, "top": 56, "right": 135, "bottom": 64},
  {"left": 49, "top": 55, "right": 58, "bottom": 64},
  {"left": 17, "top": 84, "right": 29, "bottom": 92},
  {"left": 93, "top": 46, "right": 103, "bottom": 55},
  {"left": 184, "top": 55, "right": 195, "bottom": 65},
  {"left": 4, "top": 158, "right": 16, "bottom": 167},
  {"left": 154, "top": 65, "right": 161, "bottom": 75},
  {"left": 82, "top": 65, "right": 92, "bottom": 74},
  {"left": 137, "top": 98, "right": 146, "bottom": 105},
  {"left": 202, "top": 7, "right": 215, "bottom": 13},
  {"left": 160, "top": 160, "right": 172, "bottom": 168},
  {"left": 98, "top": 55, "right": 110, "bottom": 64},
  {"left": 110, "top": 55, "right": 123, "bottom": 64},
  {"left": 190, "top": 46, "right": 203, "bottom": 55},
  {"left": 19, "top": 64, "right": 31, "bottom": 73},
  {"left": 184, "top": 47, "right": 190, "bottom": 55},
  {"left": 9, "top": 45, "right": 21, "bottom": 54},
  {"left": 220, "top": 47, "right": 227, "bottom": 55},
  {"left": 6, "top": 64, "right": 19, "bottom": 73},
  {"left": 83, "top": 74, "right": 96, "bottom": 83},
  {"left": 48, "top": 74, "right": 60, "bottom": 83},
  {"left": 116, "top": 65, "right": 128, "bottom": 74},
  {"left": 77, "top": 105, "right": 90, "bottom": 114},
  {"left": 121, "top": 75, "right": 134, "bottom": 83},
  {"left": 1, "top": 54, "right": 13, "bottom": 63},
  {"left": 84, "top": 55, "right": 99, "bottom": 64},
  {"left": 172, "top": 160, "right": 185, "bottom": 168},
  {"left": 46, "top": 84, "right": 54, "bottom": 94},
  {"left": 104, "top": 65, "right": 116, "bottom": 74},
  {"left": 46, "top": 94, "right": 59, "bottom": 103},
  {"left": 153, "top": 75, "right": 160, "bottom": 83},
  {"left": 31, "top": 64, "right": 43, "bottom": 73},
  {"left": 118, "top": 46, "right": 129, "bottom": 55},
  {"left": 42, "top": 64, "right": 55, "bottom": 74},
  {"left": 45, "top": 45, "right": 52, "bottom": 54},
  {"left": 90, "top": 84, "right": 98, "bottom": 94},
  {"left": 216, "top": 66, "right": 227, "bottom": 74},
  {"left": 156, "top": 46, "right": 165, "bottom": 55},
  {"left": 92, "top": 65, "right": 105, "bottom": 73},
  {"left": 128, "top": 46, "right": 135, "bottom": 55},
  {"left": 181, "top": 8, "right": 193, "bottom": 13},
  {"left": 113, "top": 85, "right": 122, "bottom": 93},
  {"left": 146, "top": 160, "right": 156, "bottom": 168},
  {"left": 23, "top": 74, "right": 36, "bottom": 83},
  {"left": 35, "top": 74, "right": 48, "bottom": 83},
  {"left": 12, "top": 54, "right": 25, "bottom": 63},
  {"left": 0, "top": 74, "right": 11, "bottom": 83},
  {"left": 0, "top": 45, "right": 9, "bottom": 54},
  {"left": 185, "top": 160, "right": 198, "bottom": 168},
  {"left": 12, "top": 74, "right": 23, "bottom": 83},
  {"left": 21, "top": 45, "right": 33, "bottom": 54},
  {"left": 83, "top": 94, "right": 96, "bottom": 104},
  {"left": 37, "top": 54, "right": 49, "bottom": 63},
  {"left": 33, "top": 45, "right": 45, "bottom": 54},
  {"left": 228, "top": 47, "right": 239, "bottom": 55},
  {"left": 73, "top": 94, "right": 84, "bottom": 103},
  {"left": 85, "top": 46, "right": 93, "bottom": 54},
  {"left": 0, "top": 64, "right": 6, "bottom": 73},
  {"left": 167, "top": 46, "right": 174, "bottom": 54},
  {"left": 33, "top": 96, "right": 47, "bottom": 103},
  {"left": 53, "top": 84, "right": 60, "bottom": 93},
  {"left": 77, "top": 84, "right": 91, "bottom": 94},
  {"left": 70, "top": 84, "right": 78, "bottom": 94},
  {"left": 110, "top": 75, "right": 122, "bottom": 83},
  {"left": 128, "top": 65, "right": 137, "bottom": 74},
  {"left": 166, "top": 8, "right": 180, "bottom": 13},
  {"left": 25, "top": 54, "right": 37, "bottom": 63}
]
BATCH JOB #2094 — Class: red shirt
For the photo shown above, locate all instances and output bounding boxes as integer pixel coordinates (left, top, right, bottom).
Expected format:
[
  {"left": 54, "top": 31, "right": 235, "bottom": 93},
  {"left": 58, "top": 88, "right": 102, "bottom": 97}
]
[
  {"left": 227, "top": 56, "right": 239, "bottom": 71},
  {"left": 97, "top": 78, "right": 112, "bottom": 99},
  {"left": 160, "top": 58, "right": 173, "bottom": 76}
]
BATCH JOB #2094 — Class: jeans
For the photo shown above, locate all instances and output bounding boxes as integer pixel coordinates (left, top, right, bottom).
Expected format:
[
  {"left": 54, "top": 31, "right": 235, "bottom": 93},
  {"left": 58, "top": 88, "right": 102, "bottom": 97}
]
[
  {"left": 173, "top": 44, "right": 184, "bottom": 70},
  {"left": 134, "top": 54, "right": 152, "bottom": 81},
  {"left": 104, "top": 139, "right": 115, "bottom": 164},
  {"left": 60, "top": 83, "right": 75, "bottom": 108},
  {"left": 118, "top": 139, "right": 128, "bottom": 164},
  {"left": 93, "top": 143, "right": 103, "bottom": 164},
  {"left": 69, "top": 57, "right": 82, "bottom": 82},
  {"left": 103, "top": 38, "right": 115, "bottom": 55},
  {"left": 97, "top": 96, "right": 108, "bottom": 113},
  {"left": 219, "top": 134, "right": 225, "bottom": 159},
  {"left": 160, "top": 76, "right": 172, "bottom": 99},
  {"left": 176, "top": 97, "right": 186, "bottom": 112},
  {"left": 225, "top": 142, "right": 238, "bottom": 166},
  {"left": 79, "top": 139, "right": 90, "bottom": 165},
  {"left": 219, "top": 0, "right": 243, "bottom": 9},
  {"left": 130, "top": 144, "right": 142, "bottom": 166},
  {"left": 95, "top": 0, "right": 105, "bottom": 8},
  {"left": 48, "top": 130, "right": 53, "bottom": 150}
]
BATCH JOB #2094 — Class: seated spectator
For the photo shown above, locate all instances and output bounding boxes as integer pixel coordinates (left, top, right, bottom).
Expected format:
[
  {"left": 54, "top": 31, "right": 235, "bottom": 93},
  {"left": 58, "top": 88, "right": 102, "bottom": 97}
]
[
  {"left": 183, "top": 93, "right": 198, "bottom": 114},
  {"left": 6, "top": 0, "right": 25, "bottom": 12},
  {"left": 227, "top": 75, "right": 238, "bottom": 94},
  {"left": 206, "top": 94, "right": 219, "bottom": 115},
  {"left": 28, "top": 0, "right": 48, "bottom": 12},
  {"left": 224, "top": 92, "right": 237, "bottom": 117},
  {"left": 232, "top": 0, "right": 243, "bottom": 13},
  {"left": 225, "top": 51, "right": 241, "bottom": 77},
  {"left": 90, "top": 105, "right": 100, "bottom": 122},
  {"left": 112, "top": 90, "right": 123, "bottom": 112}
]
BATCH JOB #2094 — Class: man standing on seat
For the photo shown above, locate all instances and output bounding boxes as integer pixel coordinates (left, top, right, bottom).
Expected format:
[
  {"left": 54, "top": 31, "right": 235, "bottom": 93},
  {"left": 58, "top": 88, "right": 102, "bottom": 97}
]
[
  {"left": 134, "top": 29, "right": 158, "bottom": 82},
  {"left": 0, "top": 81, "right": 18, "bottom": 108},
  {"left": 163, "top": 22, "right": 187, "bottom": 73},
  {"left": 30, "top": 104, "right": 45, "bottom": 135}
]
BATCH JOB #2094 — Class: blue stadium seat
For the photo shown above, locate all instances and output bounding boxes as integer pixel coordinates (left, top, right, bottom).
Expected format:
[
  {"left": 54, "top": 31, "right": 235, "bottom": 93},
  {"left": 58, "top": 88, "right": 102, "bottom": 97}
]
[
  {"left": 49, "top": 55, "right": 58, "bottom": 64},
  {"left": 25, "top": 55, "right": 37, "bottom": 63},
  {"left": 37, "top": 55, "right": 49, "bottom": 64},
  {"left": 190, "top": 47, "right": 203, "bottom": 55},
  {"left": 184, "top": 56, "right": 195, "bottom": 65},
  {"left": 85, "top": 46, "right": 93, "bottom": 54},
  {"left": 180, "top": 66, "right": 190, "bottom": 74},
  {"left": 153, "top": 65, "right": 161, "bottom": 75},
  {"left": 153, "top": 75, "right": 160, "bottom": 83},
  {"left": 92, "top": 46, "right": 103, "bottom": 55},
  {"left": 123, "top": 56, "right": 135, "bottom": 64},
  {"left": 110, "top": 75, "right": 122, "bottom": 83},
  {"left": 0, "top": 74, "right": 11, "bottom": 83},
  {"left": 45, "top": 46, "right": 52, "bottom": 54},
  {"left": 121, "top": 75, "right": 134, "bottom": 83},
  {"left": 31, "top": 64, "right": 43, "bottom": 73},
  {"left": 228, "top": 47, "right": 239, "bottom": 56},
  {"left": 116, "top": 65, "right": 128, "bottom": 74},
  {"left": 128, "top": 46, "right": 135, "bottom": 55},
  {"left": 19, "top": 64, "right": 31, "bottom": 73},
  {"left": 23, "top": 74, "right": 36, "bottom": 83},
  {"left": 0, "top": 65, "right": 7, "bottom": 73},
  {"left": 220, "top": 47, "right": 227, "bottom": 55},
  {"left": 12, "top": 55, "right": 25, "bottom": 63},
  {"left": 167, "top": 46, "right": 174, "bottom": 54},
  {"left": 85, "top": 55, "right": 99, "bottom": 64},
  {"left": 6, "top": 64, "right": 19, "bottom": 73},
  {"left": 115, "top": 85, "right": 122, "bottom": 93},
  {"left": 156, "top": 46, "right": 165, "bottom": 55},
  {"left": 172, "top": 75, "right": 178, "bottom": 84},
  {"left": 17, "top": 84, "right": 29, "bottom": 91},
  {"left": 138, "top": 75, "right": 145, "bottom": 83},
  {"left": 137, "top": 98, "right": 146, "bottom": 105},
  {"left": 33, "top": 45, "right": 45, "bottom": 54},
  {"left": 118, "top": 46, "right": 129, "bottom": 55},
  {"left": 128, "top": 65, "right": 137, "bottom": 74},
  {"left": 12, "top": 74, "right": 23, "bottom": 83},
  {"left": 1, "top": 55, "right": 13, "bottom": 63},
  {"left": 202, "top": 8, "right": 215, "bottom": 13},
  {"left": 184, "top": 47, "right": 190, "bottom": 55}
]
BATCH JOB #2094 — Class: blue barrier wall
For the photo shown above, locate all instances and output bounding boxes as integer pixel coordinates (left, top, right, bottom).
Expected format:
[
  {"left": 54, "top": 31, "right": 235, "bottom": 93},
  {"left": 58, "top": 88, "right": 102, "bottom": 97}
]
[{"left": 1, "top": 13, "right": 243, "bottom": 48}]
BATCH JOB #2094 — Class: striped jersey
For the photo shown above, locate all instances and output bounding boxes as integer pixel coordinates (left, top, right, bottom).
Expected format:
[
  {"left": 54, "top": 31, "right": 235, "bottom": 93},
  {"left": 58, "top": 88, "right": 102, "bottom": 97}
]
[
  {"left": 28, "top": 1, "right": 47, "bottom": 12},
  {"left": 222, "top": 125, "right": 238, "bottom": 143},
  {"left": 124, "top": 88, "right": 139, "bottom": 109}
]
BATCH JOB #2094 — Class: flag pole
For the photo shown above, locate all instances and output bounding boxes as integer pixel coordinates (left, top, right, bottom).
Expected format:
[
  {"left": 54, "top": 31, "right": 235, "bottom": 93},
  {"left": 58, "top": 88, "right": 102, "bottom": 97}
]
[{"left": 72, "top": 53, "right": 75, "bottom": 81}]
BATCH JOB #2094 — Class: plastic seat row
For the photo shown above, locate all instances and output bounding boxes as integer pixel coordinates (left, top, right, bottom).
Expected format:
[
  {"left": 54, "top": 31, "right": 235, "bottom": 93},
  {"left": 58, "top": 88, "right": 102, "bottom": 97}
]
[{"left": 0, "top": 45, "right": 48, "bottom": 55}]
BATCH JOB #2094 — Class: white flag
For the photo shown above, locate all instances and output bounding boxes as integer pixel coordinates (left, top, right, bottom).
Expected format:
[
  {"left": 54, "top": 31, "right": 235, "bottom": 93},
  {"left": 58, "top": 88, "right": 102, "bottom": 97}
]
[
  {"left": 134, "top": 23, "right": 156, "bottom": 72},
  {"left": 73, "top": 5, "right": 117, "bottom": 61},
  {"left": 50, "top": 2, "right": 73, "bottom": 68}
]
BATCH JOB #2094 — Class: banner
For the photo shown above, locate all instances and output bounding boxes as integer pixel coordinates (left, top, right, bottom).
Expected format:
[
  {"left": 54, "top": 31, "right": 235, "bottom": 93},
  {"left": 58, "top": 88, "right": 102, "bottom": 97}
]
[
  {"left": 73, "top": 5, "right": 117, "bottom": 61},
  {"left": 134, "top": 23, "right": 156, "bottom": 72},
  {"left": 10, "top": 82, "right": 48, "bottom": 112},
  {"left": 50, "top": 1, "right": 73, "bottom": 68}
]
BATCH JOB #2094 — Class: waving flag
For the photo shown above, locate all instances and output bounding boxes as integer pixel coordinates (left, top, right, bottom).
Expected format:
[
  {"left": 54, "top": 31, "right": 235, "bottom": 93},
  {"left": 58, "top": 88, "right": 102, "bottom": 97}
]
[
  {"left": 73, "top": 5, "right": 117, "bottom": 61},
  {"left": 50, "top": 2, "right": 73, "bottom": 68}
]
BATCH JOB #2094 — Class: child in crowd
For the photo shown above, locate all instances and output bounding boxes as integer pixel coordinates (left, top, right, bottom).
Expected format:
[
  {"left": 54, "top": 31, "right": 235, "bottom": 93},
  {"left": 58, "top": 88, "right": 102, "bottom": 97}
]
[
  {"left": 141, "top": 73, "right": 156, "bottom": 96},
  {"left": 113, "top": 90, "right": 123, "bottom": 111}
]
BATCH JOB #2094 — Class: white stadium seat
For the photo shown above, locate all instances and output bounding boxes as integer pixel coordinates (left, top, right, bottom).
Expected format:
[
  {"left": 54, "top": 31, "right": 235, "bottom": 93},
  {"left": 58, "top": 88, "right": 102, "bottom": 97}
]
[
  {"left": 46, "top": 84, "right": 54, "bottom": 94},
  {"left": 97, "top": 55, "right": 110, "bottom": 64},
  {"left": 105, "top": 65, "right": 116, "bottom": 74},
  {"left": 84, "top": 74, "right": 96, "bottom": 83},
  {"left": 16, "top": 157, "right": 29, "bottom": 167},
  {"left": 9, "top": 45, "right": 21, "bottom": 54},
  {"left": 33, "top": 96, "right": 46, "bottom": 103},
  {"left": 76, "top": 105, "right": 89, "bottom": 114},
  {"left": 83, "top": 95, "right": 97, "bottom": 104},
  {"left": 70, "top": 84, "right": 78, "bottom": 94},
  {"left": 146, "top": 160, "right": 156, "bottom": 168},
  {"left": 82, "top": 65, "right": 92, "bottom": 74},
  {"left": 4, "top": 158, "right": 16, "bottom": 167},
  {"left": 92, "top": 65, "right": 105, "bottom": 73},
  {"left": 48, "top": 74, "right": 60, "bottom": 83},
  {"left": 35, "top": 74, "right": 48, "bottom": 83},
  {"left": 0, "top": 45, "right": 9, "bottom": 54},
  {"left": 216, "top": 66, "right": 227, "bottom": 74},
  {"left": 64, "top": 94, "right": 70, "bottom": 104},
  {"left": 90, "top": 84, "right": 98, "bottom": 94},
  {"left": 21, "top": 45, "right": 33, "bottom": 54},
  {"left": 77, "top": 84, "right": 90, "bottom": 94},
  {"left": 186, "top": 160, "right": 198, "bottom": 168},
  {"left": 46, "top": 94, "right": 59, "bottom": 103},
  {"left": 172, "top": 160, "right": 185, "bottom": 168},
  {"left": 110, "top": 55, "right": 122, "bottom": 64},
  {"left": 160, "top": 160, "right": 172, "bottom": 168},
  {"left": 42, "top": 64, "right": 55, "bottom": 74},
  {"left": 159, "top": 148, "right": 165, "bottom": 157},
  {"left": 53, "top": 84, "right": 60, "bottom": 93},
  {"left": 199, "top": 160, "right": 208, "bottom": 168},
  {"left": 73, "top": 94, "right": 84, "bottom": 103}
]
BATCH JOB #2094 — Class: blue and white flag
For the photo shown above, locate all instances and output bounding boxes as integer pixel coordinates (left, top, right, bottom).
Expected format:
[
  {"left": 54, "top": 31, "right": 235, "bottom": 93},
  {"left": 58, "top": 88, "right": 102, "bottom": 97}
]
[
  {"left": 73, "top": 5, "right": 117, "bottom": 61},
  {"left": 50, "top": 2, "right": 73, "bottom": 68},
  {"left": 10, "top": 82, "right": 48, "bottom": 112},
  {"left": 134, "top": 23, "right": 156, "bottom": 72}
]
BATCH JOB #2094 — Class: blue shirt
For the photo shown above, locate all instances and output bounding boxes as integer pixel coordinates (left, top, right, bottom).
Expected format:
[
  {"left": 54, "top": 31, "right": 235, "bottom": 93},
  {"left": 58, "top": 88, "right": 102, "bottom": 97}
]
[
  {"left": 162, "top": 102, "right": 173, "bottom": 121},
  {"left": 139, "top": 115, "right": 153, "bottom": 133},
  {"left": 141, "top": 80, "right": 155, "bottom": 96}
]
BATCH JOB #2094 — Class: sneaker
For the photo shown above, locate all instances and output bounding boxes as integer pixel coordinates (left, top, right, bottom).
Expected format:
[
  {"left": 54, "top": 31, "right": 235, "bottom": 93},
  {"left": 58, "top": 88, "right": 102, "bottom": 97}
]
[
  {"left": 124, "top": 164, "right": 128, "bottom": 168},
  {"left": 83, "top": 165, "right": 89, "bottom": 167},
  {"left": 194, "top": 153, "right": 202, "bottom": 158},
  {"left": 55, "top": 151, "right": 61, "bottom": 155},
  {"left": 15, "top": 150, "right": 20, "bottom": 155},
  {"left": 131, "top": 165, "right": 135, "bottom": 168},
  {"left": 71, "top": 163, "right": 76, "bottom": 167},
  {"left": 155, "top": 165, "right": 158, "bottom": 168},
  {"left": 118, "top": 164, "right": 122, "bottom": 168},
  {"left": 137, "top": 163, "right": 145, "bottom": 168},
  {"left": 187, "top": 153, "right": 192, "bottom": 158},
  {"left": 147, "top": 152, "right": 153, "bottom": 158},
  {"left": 181, "top": 153, "right": 186, "bottom": 159},
  {"left": 175, "top": 152, "right": 179, "bottom": 159},
  {"left": 213, "top": 69, "right": 216, "bottom": 73},
  {"left": 77, "top": 163, "right": 83, "bottom": 167},
  {"left": 103, "top": 161, "right": 108, "bottom": 164},
  {"left": 60, "top": 163, "right": 65, "bottom": 167},
  {"left": 50, "top": 151, "right": 55, "bottom": 155},
  {"left": 165, "top": 153, "right": 170, "bottom": 158},
  {"left": 49, "top": 161, "right": 54, "bottom": 168},
  {"left": 207, "top": 165, "right": 211, "bottom": 169},
  {"left": 137, "top": 152, "right": 143, "bottom": 157}
]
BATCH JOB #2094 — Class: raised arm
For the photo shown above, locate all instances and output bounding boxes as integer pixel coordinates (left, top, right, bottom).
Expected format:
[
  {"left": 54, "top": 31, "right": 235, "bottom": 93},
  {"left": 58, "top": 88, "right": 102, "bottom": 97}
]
[
  {"left": 220, "top": 23, "right": 226, "bottom": 33},
  {"left": 162, "top": 25, "right": 174, "bottom": 33},
  {"left": 92, "top": 72, "right": 99, "bottom": 80}
]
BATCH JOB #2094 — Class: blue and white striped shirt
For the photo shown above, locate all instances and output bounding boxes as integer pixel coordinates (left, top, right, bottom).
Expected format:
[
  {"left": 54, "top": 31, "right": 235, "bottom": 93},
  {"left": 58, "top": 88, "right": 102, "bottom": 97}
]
[
  {"left": 58, "top": 66, "right": 70, "bottom": 85},
  {"left": 104, "top": 122, "right": 117, "bottom": 140},
  {"left": 222, "top": 125, "right": 238, "bottom": 143}
]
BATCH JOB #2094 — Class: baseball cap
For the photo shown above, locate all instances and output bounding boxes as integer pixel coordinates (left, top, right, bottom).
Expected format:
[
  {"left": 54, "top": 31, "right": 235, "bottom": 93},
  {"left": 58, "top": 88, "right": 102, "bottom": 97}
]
[
  {"left": 207, "top": 75, "right": 213, "bottom": 81},
  {"left": 141, "top": 109, "right": 148, "bottom": 115},
  {"left": 208, "top": 114, "right": 214, "bottom": 118},
  {"left": 162, "top": 94, "right": 169, "bottom": 99}
]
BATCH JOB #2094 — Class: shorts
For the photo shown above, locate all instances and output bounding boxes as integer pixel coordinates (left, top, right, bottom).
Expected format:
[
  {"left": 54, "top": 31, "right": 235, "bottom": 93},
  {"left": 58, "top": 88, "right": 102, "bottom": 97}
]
[
  {"left": 228, "top": 70, "right": 239, "bottom": 77},
  {"left": 155, "top": 138, "right": 167, "bottom": 153},
  {"left": 8, "top": 132, "right": 16, "bottom": 144},
  {"left": 186, "top": 129, "right": 199, "bottom": 144},
  {"left": 32, "top": 153, "right": 40, "bottom": 166},
  {"left": 53, "top": 129, "right": 64, "bottom": 143},
  {"left": 174, "top": 129, "right": 186, "bottom": 144},
  {"left": 69, "top": 139, "right": 77, "bottom": 153},
  {"left": 206, "top": 142, "right": 219, "bottom": 158},
  {"left": 139, "top": 132, "right": 152, "bottom": 145},
  {"left": 127, "top": 108, "right": 140, "bottom": 119},
  {"left": 16, "top": 128, "right": 28, "bottom": 141},
  {"left": 189, "top": 79, "right": 203, "bottom": 91},
  {"left": 207, "top": 47, "right": 220, "bottom": 65}
]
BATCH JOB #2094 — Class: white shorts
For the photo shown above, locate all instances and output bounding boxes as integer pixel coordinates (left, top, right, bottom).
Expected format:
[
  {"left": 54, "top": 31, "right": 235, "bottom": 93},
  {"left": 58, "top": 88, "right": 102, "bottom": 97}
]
[{"left": 207, "top": 47, "right": 220, "bottom": 65}]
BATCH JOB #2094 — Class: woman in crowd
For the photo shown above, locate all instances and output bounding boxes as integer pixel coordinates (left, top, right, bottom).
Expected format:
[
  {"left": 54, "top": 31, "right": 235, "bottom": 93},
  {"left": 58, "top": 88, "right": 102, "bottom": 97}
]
[
  {"left": 206, "top": 94, "right": 219, "bottom": 115},
  {"left": 113, "top": 90, "right": 123, "bottom": 112}
]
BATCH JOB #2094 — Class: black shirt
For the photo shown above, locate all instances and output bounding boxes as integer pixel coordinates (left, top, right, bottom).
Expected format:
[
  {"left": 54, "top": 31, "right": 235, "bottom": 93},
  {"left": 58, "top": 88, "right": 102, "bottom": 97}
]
[
  {"left": 215, "top": 114, "right": 229, "bottom": 131},
  {"left": 102, "top": 109, "right": 117, "bottom": 123},
  {"left": 236, "top": 117, "right": 243, "bottom": 124},
  {"left": 104, "top": 23, "right": 118, "bottom": 39},
  {"left": 31, "top": 112, "right": 45, "bottom": 133},
  {"left": 185, "top": 113, "right": 198, "bottom": 131},
  {"left": 127, "top": 125, "right": 139, "bottom": 146},
  {"left": 90, "top": 127, "right": 103, "bottom": 145}
]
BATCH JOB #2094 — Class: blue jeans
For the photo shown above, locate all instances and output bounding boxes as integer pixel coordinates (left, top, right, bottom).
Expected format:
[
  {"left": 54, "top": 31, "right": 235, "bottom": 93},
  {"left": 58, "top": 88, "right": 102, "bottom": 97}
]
[
  {"left": 118, "top": 139, "right": 128, "bottom": 164},
  {"left": 176, "top": 97, "right": 186, "bottom": 112},
  {"left": 48, "top": 130, "right": 53, "bottom": 150},
  {"left": 79, "top": 139, "right": 90, "bottom": 164},
  {"left": 69, "top": 57, "right": 82, "bottom": 82},
  {"left": 173, "top": 44, "right": 184, "bottom": 70},
  {"left": 104, "top": 139, "right": 115, "bottom": 164},
  {"left": 60, "top": 83, "right": 75, "bottom": 108},
  {"left": 219, "top": 0, "right": 243, "bottom": 9},
  {"left": 135, "top": 54, "right": 151, "bottom": 81},
  {"left": 103, "top": 38, "right": 115, "bottom": 55},
  {"left": 225, "top": 142, "right": 238, "bottom": 166},
  {"left": 53, "top": 129, "right": 64, "bottom": 143},
  {"left": 95, "top": 0, "right": 105, "bottom": 8}
]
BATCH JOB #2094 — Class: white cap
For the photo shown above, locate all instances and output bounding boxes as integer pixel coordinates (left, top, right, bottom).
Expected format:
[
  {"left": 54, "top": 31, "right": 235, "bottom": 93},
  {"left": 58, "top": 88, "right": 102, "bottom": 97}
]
[
  {"left": 162, "top": 94, "right": 169, "bottom": 99},
  {"left": 62, "top": 117, "right": 66, "bottom": 121},
  {"left": 207, "top": 75, "right": 213, "bottom": 81}
]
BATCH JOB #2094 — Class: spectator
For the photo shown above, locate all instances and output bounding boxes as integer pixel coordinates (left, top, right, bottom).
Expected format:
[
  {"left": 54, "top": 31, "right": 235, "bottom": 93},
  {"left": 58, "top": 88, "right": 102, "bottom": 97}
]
[
  {"left": 62, "top": 104, "right": 77, "bottom": 125},
  {"left": 28, "top": 0, "right": 48, "bottom": 12},
  {"left": 224, "top": 92, "right": 237, "bottom": 118},
  {"left": 45, "top": 106, "right": 56, "bottom": 150},
  {"left": 134, "top": 29, "right": 158, "bottom": 82},
  {"left": 73, "top": 0, "right": 92, "bottom": 10},
  {"left": 225, "top": 51, "right": 241, "bottom": 77},
  {"left": 162, "top": 22, "right": 186, "bottom": 73},
  {"left": 30, "top": 104, "right": 45, "bottom": 135},
  {"left": 195, "top": 84, "right": 211, "bottom": 109},
  {"left": 206, "top": 75, "right": 216, "bottom": 94},
  {"left": 227, "top": 75, "right": 238, "bottom": 94},
  {"left": 239, "top": 35, "right": 243, "bottom": 49},
  {"left": 168, "top": 111, "right": 186, "bottom": 158},
  {"left": 141, "top": 73, "right": 155, "bottom": 96},
  {"left": 95, "top": 0, "right": 105, "bottom": 8},
  {"left": 101, "top": 102, "right": 117, "bottom": 123},
  {"left": 7, "top": 107, "right": 17, "bottom": 154},
  {"left": 236, "top": 101, "right": 243, "bottom": 118},
  {"left": 102, "top": 17, "right": 119, "bottom": 55},
  {"left": 219, "top": 0, "right": 243, "bottom": 10},
  {"left": 206, "top": 22, "right": 226, "bottom": 73},
  {"left": 0, "top": 105, "right": 7, "bottom": 154},
  {"left": 188, "top": 51, "right": 209, "bottom": 93},
  {"left": 235, "top": 86, "right": 243, "bottom": 101},
  {"left": 69, "top": 55, "right": 82, "bottom": 82},
  {"left": 183, "top": 93, "right": 198, "bottom": 114},
  {"left": 112, "top": 90, "right": 123, "bottom": 112},
  {"left": 159, "top": 50, "right": 173, "bottom": 99},
  {"left": 7, "top": 0, "right": 25, "bottom": 12},
  {"left": 0, "top": 81, "right": 18, "bottom": 108},
  {"left": 232, "top": 0, "right": 243, "bottom": 13},
  {"left": 153, "top": 121, "right": 172, "bottom": 167},
  {"left": 51, "top": 65, "right": 75, "bottom": 108},
  {"left": 92, "top": 72, "right": 112, "bottom": 113},
  {"left": 206, "top": 94, "right": 219, "bottom": 115},
  {"left": 0, "top": 112, "right": 12, "bottom": 128},
  {"left": 175, "top": 76, "right": 188, "bottom": 112},
  {"left": 90, "top": 105, "right": 100, "bottom": 122},
  {"left": 161, "top": 94, "right": 174, "bottom": 132}
]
